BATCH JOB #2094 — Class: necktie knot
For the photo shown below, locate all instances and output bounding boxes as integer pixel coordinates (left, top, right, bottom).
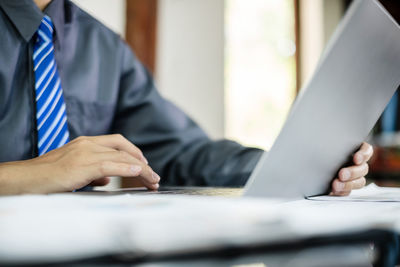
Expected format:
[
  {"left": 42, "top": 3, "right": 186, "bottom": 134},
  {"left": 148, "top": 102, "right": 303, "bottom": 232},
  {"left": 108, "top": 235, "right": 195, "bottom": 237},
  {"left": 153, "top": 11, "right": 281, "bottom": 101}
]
[{"left": 36, "top": 15, "right": 54, "bottom": 44}]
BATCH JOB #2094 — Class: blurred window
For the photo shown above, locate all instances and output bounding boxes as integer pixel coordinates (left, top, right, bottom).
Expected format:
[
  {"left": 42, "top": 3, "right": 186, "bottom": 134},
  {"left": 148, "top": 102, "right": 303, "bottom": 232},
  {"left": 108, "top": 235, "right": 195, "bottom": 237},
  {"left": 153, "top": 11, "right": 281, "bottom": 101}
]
[{"left": 225, "top": 0, "right": 297, "bottom": 150}]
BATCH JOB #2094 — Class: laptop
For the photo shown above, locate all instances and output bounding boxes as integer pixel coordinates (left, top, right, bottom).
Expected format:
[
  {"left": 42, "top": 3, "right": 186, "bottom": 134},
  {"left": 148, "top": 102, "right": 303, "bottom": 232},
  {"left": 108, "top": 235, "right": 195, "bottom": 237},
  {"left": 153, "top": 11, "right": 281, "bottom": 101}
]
[{"left": 94, "top": 0, "right": 400, "bottom": 199}]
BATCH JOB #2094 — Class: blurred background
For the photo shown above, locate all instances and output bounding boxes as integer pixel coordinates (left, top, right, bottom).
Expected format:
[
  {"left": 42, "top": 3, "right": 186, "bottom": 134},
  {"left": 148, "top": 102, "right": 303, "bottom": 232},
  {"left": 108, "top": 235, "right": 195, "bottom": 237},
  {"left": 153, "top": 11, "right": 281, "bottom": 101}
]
[{"left": 71, "top": 0, "right": 399, "bottom": 189}]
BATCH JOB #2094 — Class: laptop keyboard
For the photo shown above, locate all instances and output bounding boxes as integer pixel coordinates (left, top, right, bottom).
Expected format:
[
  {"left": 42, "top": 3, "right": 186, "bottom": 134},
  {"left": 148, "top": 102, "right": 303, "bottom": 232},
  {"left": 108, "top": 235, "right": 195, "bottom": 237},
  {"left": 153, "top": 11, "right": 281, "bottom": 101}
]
[
  {"left": 152, "top": 188, "right": 243, "bottom": 197},
  {"left": 91, "top": 187, "right": 244, "bottom": 197}
]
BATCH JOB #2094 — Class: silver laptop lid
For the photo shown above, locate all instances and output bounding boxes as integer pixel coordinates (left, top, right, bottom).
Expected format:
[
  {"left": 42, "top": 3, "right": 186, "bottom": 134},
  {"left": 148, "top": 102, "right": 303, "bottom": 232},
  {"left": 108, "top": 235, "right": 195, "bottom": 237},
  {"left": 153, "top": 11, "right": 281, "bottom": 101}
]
[{"left": 244, "top": 0, "right": 400, "bottom": 199}]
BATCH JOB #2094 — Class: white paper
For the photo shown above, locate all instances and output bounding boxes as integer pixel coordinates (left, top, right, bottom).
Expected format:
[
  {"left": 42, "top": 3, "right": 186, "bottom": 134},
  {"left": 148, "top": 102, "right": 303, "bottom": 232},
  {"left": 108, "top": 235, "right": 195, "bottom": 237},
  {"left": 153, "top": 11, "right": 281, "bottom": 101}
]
[
  {"left": 308, "top": 183, "right": 400, "bottom": 202},
  {"left": 1, "top": 193, "right": 400, "bottom": 264}
]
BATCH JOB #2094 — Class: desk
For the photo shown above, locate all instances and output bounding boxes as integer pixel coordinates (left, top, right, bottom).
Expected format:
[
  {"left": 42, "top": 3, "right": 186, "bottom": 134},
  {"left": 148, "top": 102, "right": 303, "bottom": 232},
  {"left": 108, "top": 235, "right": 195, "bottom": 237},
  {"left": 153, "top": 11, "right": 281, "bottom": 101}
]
[{"left": 1, "top": 191, "right": 399, "bottom": 267}]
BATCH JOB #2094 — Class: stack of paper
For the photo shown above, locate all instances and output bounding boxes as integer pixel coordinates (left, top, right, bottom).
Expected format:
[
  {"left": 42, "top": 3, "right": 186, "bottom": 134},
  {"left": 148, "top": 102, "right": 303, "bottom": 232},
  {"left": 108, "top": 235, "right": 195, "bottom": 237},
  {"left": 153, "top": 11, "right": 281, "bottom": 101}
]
[{"left": 308, "top": 183, "right": 400, "bottom": 202}]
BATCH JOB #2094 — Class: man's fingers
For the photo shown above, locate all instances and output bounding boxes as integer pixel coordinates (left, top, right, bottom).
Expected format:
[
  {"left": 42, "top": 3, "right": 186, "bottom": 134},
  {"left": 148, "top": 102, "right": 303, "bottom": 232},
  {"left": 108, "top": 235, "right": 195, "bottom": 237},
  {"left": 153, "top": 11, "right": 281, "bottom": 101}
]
[
  {"left": 93, "top": 150, "right": 160, "bottom": 186},
  {"left": 330, "top": 190, "right": 351, "bottom": 197},
  {"left": 77, "top": 135, "right": 148, "bottom": 164},
  {"left": 92, "top": 161, "right": 143, "bottom": 179},
  {"left": 140, "top": 178, "right": 160, "bottom": 190},
  {"left": 338, "top": 163, "right": 368, "bottom": 182},
  {"left": 332, "top": 179, "right": 351, "bottom": 194},
  {"left": 331, "top": 177, "right": 366, "bottom": 196},
  {"left": 67, "top": 137, "right": 159, "bottom": 190},
  {"left": 95, "top": 151, "right": 142, "bottom": 165},
  {"left": 353, "top": 142, "right": 373, "bottom": 165},
  {"left": 137, "top": 164, "right": 161, "bottom": 185},
  {"left": 90, "top": 161, "right": 160, "bottom": 190},
  {"left": 88, "top": 175, "right": 158, "bottom": 190},
  {"left": 97, "top": 151, "right": 159, "bottom": 183},
  {"left": 332, "top": 142, "right": 372, "bottom": 196}
]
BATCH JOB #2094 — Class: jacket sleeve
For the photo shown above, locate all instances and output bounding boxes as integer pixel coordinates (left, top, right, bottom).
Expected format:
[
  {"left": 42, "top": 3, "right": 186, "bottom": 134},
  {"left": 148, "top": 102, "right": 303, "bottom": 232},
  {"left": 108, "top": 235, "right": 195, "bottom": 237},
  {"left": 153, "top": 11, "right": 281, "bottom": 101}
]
[{"left": 111, "top": 41, "right": 264, "bottom": 186}]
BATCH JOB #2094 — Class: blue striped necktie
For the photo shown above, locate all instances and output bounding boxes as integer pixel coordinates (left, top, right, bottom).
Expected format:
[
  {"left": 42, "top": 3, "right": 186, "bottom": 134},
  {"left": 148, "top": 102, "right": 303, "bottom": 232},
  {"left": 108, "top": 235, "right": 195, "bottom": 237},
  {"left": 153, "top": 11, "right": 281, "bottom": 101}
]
[{"left": 33, "top": 15, "right": 70, "bottom": 156}]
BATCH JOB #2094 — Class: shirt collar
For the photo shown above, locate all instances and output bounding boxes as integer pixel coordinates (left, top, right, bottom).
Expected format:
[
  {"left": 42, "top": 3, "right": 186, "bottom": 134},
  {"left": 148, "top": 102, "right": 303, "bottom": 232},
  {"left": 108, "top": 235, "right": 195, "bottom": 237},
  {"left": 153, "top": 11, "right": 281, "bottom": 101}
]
[
  {"left": 44, "top": 0, "right": 66, "bottom": 49},
  {"left": 0, "top": 0, "right": 67, "bottom": 47},
  {"left": 0, "top": 0, "right": 43, "bottom": 42}
]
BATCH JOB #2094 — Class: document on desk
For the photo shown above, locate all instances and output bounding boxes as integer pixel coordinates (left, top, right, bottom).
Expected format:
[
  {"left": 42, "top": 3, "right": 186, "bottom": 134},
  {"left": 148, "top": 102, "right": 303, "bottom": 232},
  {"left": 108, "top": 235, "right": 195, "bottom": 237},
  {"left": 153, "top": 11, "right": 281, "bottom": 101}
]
[{"left": 308, "top": 183, "right": 400, "bottom": 202}]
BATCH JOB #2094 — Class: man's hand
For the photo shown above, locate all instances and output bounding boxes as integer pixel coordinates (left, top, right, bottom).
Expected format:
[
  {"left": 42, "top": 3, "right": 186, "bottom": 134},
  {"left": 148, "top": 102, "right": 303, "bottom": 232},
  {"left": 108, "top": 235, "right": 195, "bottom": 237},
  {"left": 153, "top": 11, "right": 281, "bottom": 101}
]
[
  {"left": 330, "top": 142, "right": 373, "bottom": 196},
  {"left": 0, "top": 134, "right": 160, "bottom": 195}
]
